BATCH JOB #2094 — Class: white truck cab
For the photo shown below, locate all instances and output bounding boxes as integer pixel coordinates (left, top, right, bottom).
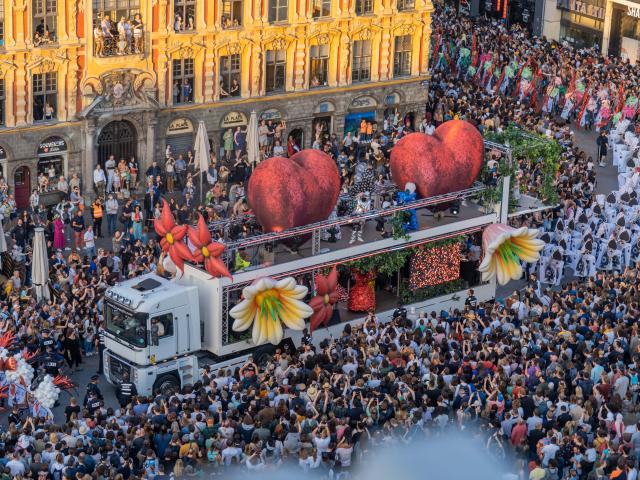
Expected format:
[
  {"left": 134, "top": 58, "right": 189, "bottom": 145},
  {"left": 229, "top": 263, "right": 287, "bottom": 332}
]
[{"left": 103, "top": 275, "right": 202, "bottom": 395}]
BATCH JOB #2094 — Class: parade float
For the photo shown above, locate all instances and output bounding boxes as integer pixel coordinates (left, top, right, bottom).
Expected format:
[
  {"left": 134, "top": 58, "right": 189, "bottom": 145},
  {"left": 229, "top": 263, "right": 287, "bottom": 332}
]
[
  {"left": 0, "top": 332, "right": 74, "bottom": 420},
  {"left": 100, "top": 121, "right": 547, "bottom": 397}
]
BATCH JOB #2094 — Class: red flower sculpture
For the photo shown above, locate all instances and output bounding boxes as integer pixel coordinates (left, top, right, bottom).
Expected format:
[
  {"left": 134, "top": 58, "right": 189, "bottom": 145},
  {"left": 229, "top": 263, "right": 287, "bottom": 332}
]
[
  {"left": 187, "top": 214, "right": 232, "bottom": 279},
  {"left": 308, "top": 265, "right": 339, "bottom": 332},
  {"left": 53, "top": 375, "right": 76, "bottom": 391},
  {"left": 5, "top": 357, "right": 16, "bottom": 371},
  {"left": 154, "top": 199, "right": 194, "bottom": 272},
  {"left": 0, "top": 331, "right": 16, "bottom": 348},
  {"left": 21, "top": 349, "right": 39, "bottom": 363}
]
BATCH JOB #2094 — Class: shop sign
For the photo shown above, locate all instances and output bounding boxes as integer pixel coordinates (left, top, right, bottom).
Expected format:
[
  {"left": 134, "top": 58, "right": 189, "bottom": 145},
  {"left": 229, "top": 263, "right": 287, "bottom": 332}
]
[
  {"left": 0, "top": 146, "right": 6, "bottom": 160},
  {"left": 260, "top": 108, "right": 282, "bottom": 121},
  {"left": 556, "top": 0, "right": 604, "bottom": 19},
  {"left": 37, "top": 136, "right": 67, "bottom": 155},
  {"left": 350, "top": 96, "right": 377, "bottom": 109},
  {"left": 629, "top": 5, "right": 640, "bottom": 18},
  {"left": 314, "top": 101, "right": 335, "bottom": 113},
  {"left": 522, "top": 8, "right": 530, "bottom": 22},
  {"left": 384, "top": 93, "right": 401, "bottom": 105},
  {"left": 221, "top": 111, "right": 247, "bottom": 128},
  {"left": 167, "top": 118, "right": 194, "bottom": 135}
]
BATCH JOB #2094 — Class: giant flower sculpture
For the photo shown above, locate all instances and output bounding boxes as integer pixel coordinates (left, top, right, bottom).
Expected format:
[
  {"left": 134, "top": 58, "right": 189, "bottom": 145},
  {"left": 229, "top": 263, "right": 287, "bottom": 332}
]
[
  {"left": 308, "top": 266, "right": 339, "bottom": 332},
  {"left": 230, "top": 277, "right": 313, "bottom": 345},
  {"left": 154, "top": 199, "right": 194, "bottom": 272},
  {"left": 187, "top": 214, "right": 232, "bottom": 280},
  {"left": 478, "top": 224, "right": 546, "bottom": 285}
]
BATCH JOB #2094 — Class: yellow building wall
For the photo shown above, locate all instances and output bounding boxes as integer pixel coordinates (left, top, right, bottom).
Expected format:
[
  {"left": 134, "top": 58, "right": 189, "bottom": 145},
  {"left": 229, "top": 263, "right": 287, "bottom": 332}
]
[{"left": 0, "top": 0, "right": 432, "bottom": 127}]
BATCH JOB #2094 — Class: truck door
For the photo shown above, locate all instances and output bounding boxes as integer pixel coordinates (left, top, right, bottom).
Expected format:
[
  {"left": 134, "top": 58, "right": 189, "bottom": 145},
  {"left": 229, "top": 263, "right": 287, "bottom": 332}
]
[
  {"left": 174, "top": 305, "right": 192, "bottom": 354},
  {"left": 150, "top": 312, "right": 177, "bottom": 357}
]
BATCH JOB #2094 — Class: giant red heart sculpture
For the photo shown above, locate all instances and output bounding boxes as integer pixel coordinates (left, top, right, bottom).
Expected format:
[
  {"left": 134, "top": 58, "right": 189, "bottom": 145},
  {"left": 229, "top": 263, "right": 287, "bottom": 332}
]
[
  {"left": 390, "top": 120, "right": 484, "bottom": 198},
  {"left": 248, "top": 149, "right": 340, "bottom": 232}
]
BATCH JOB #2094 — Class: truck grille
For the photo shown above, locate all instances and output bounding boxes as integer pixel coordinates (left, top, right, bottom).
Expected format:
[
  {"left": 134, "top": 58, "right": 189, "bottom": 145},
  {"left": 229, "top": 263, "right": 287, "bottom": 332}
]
[{"left": 109, "top": 355, "right": 131, "bottom": 383}]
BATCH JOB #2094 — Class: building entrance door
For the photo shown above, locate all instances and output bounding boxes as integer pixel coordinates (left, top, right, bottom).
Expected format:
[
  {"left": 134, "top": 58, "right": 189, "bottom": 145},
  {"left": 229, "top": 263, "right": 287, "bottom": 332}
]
[
  {"left": 97, "top": 120, "right": 137, "bottom": 166},
  {"left": 14, "top": 166, "right": 31, "bottom": 209}
]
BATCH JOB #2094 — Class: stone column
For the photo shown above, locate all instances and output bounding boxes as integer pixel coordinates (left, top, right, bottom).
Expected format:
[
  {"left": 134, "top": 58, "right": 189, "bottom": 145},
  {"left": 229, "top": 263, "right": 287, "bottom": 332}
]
[
  {"left": 601, "top": 0, "right": 614, "bottom": 57},
  {"left": 293, "top": 34, "right": 307, "bottom": 91},
  {"left": 145, "top": 116, "right": 158, "bottom": 172},
  {"left": 66, "top": 54, "right": 79, "bottom": 118},
  {"left": 83, "top": 119, "right": 97, "bottom": 199},
  {"left": 14, "top": 58, "right": 27, "bottom": 126},
  {"left": 203, "top": 39, "right": 216, "bottom": 102},
  {"left": 4, "top": 68, "right": 15, "bottom": 127}
]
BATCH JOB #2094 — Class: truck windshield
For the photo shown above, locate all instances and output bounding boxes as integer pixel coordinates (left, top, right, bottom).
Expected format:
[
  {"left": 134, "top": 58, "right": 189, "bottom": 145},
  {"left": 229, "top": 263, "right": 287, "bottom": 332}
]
[{"left": 105, "top": 301, "right": 147, "bottom": 347}]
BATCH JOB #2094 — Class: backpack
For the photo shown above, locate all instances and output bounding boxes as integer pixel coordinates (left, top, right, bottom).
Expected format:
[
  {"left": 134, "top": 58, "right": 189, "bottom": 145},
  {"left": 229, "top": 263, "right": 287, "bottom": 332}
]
[
  {"left": 51, "top": 466, "right": 64, "bottom": 480},
  {"left": 109, "top": 452, "right": 122, "bottom": 469}
]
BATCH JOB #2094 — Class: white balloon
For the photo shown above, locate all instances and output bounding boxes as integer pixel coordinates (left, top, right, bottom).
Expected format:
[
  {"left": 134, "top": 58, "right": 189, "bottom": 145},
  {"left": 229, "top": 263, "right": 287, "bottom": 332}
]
[{"left": 162, "top": 255, "right": 177, "bottom": 274}]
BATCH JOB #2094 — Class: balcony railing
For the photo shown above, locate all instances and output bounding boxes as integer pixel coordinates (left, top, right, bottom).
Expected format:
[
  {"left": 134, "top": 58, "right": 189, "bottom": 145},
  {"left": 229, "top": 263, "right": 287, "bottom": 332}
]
[{"left": 94, "top": 31, "right": 146, "bottom": 58}]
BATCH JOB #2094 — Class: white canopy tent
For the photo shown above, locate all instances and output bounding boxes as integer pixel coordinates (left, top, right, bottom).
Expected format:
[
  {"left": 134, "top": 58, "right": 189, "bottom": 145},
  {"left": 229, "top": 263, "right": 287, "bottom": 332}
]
[
  {"left": 247, "top": 111, "right": 260, "bottom": 167},
  {"left": 32, "top": 227, "right": 50, "bottom": 302},
  {"left": 194, "top": 120, "right": 211, "bottom": 203}
]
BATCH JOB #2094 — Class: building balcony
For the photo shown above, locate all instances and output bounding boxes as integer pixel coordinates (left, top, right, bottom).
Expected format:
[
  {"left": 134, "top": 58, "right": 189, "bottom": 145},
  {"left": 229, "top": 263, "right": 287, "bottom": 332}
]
[{"left": 94, "top": 32, "right": 146, "bottom": 58}]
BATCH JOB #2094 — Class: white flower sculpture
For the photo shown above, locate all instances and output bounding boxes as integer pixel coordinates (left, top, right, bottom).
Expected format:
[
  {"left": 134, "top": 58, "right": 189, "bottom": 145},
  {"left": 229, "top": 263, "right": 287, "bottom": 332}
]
[{"left": 230, "top": 277, "right": 313, "bottom": 345}]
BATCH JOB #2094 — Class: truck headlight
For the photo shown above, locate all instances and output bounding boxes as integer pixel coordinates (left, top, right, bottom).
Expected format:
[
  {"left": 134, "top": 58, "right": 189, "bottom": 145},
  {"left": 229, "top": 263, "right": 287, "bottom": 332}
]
[
  {"left": 104, "top": 355, "right": 110, "bottom": 375},
  {"left": 132, "top": 368, "right": 139, "bottom": 382}
]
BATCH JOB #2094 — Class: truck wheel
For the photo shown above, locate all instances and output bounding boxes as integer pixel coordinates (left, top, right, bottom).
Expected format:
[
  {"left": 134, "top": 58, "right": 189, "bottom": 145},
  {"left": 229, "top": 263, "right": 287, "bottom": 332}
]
[{"left": 154, "top": 374, "right": 180, "bottom": 396}]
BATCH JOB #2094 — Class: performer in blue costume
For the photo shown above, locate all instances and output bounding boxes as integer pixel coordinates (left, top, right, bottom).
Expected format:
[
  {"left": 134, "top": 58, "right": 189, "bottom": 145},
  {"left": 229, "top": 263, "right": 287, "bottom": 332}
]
[{"left": 397, "top": 182, "right": 418, "bottom": 232}]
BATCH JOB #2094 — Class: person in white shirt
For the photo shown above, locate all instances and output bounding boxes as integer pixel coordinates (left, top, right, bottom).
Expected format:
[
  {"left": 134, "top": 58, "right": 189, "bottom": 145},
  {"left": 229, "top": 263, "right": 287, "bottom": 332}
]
[
  {"left": 105, "top": 155, "right": 117, "bottom": 192},
  {"left": 335, "top": 439, "right": 353, "bottom": 468},
  {"left": 541, "top": 437, "right": 560, "bottom": 466},
  {"left": 6, "top": 453, "right": 25, "bottom": 476},
  {"left": 312, "top": 426, "right": 331, "bottom": 454},
  {"left": 29, "top": 189, "right": 40, "bottom": 212},
  {"left": 84, "top": 225, "right": 96, "bottom": 258},
  {"left": 105, "top": 193, "right": 119, "bottom": 235},
  {"left": 221, "top": 442, "right": 242, "bottom": 465},
  {"left": 93, "top": 165, "right": 107, "bottom": 198}
]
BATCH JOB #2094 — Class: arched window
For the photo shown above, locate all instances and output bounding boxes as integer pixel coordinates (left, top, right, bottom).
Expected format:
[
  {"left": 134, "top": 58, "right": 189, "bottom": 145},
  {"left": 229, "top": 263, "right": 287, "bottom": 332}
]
[
  {"left": 309, "top": 44, "right": 329, "bottom": 88},
  {"left": 172, "top": 58, "right": 194, "bottom": 104},
  {"left": 351, "top": 40, "right": 371, "bottom": 83},
  {"left": 0, "top": 1, "right": 5, "bottom": 46},
  {"left": 268, "top": 0, "right": 288, "bottom": 23},
  {"left": 221, "top": 0, "right": 242, "bottom": 28},
  {"left": 173, "top": 0, "right": 196, "bottom": 32},
  {"left": 220, "top": 54, "right": 241, "bottom": 99},
  {"left": 265, "top": 49, "right": 286, "bottom": 93},
  {"left": 0, "top": 79, "right": 5, "bottom": 126},
  {"left": 33, "top": 72, "right": 57, "bottom": 122},
  {"left": 33, "top": 0, "right": 57, "bottom": 45},
  {"left": 393, "top": 35, "right": 412, "bottom": 77}
]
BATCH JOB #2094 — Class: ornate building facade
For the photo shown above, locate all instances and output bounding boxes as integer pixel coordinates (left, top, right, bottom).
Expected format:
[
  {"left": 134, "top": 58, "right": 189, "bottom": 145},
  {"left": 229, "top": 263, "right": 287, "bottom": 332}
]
[{"left": 0, "top": 0, "right": 432, "bottom": 204}]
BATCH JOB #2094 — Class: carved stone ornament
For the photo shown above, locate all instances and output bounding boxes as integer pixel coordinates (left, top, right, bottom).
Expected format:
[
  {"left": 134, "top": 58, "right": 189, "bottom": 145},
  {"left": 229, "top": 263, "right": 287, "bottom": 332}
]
[
  {"left": 317, "top": 33, "right": 330, "bottom": 45},
  {"left": 36, "top": 58, "right": 58, "bottom": 74},
  {"left": 271, "top": 37, "right": 287, "bottom": 50},
  {"left": 396, "top": 24, "right": 416, "bottom": 35},
  {"left": 228, "top": 43, "right": 241, "bottom": 55},
  {"left": 355, "top": 28, "right": 372, "bottom": 41},
  {"left": 175, "top": 46, "right": 194, "bottom": 59},
  {"left": 97, "top": 70, "right": 156, "bottom": 110}
]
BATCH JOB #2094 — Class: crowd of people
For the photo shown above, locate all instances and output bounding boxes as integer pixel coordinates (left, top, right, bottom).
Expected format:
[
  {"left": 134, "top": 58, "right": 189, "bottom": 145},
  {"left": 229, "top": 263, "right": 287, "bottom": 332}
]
[
  {"left": 93, "top": 13, "right": 145, "bottom": 57},
  {"left": 3, "top": 4, "right": 640, "bottom": 480}
]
